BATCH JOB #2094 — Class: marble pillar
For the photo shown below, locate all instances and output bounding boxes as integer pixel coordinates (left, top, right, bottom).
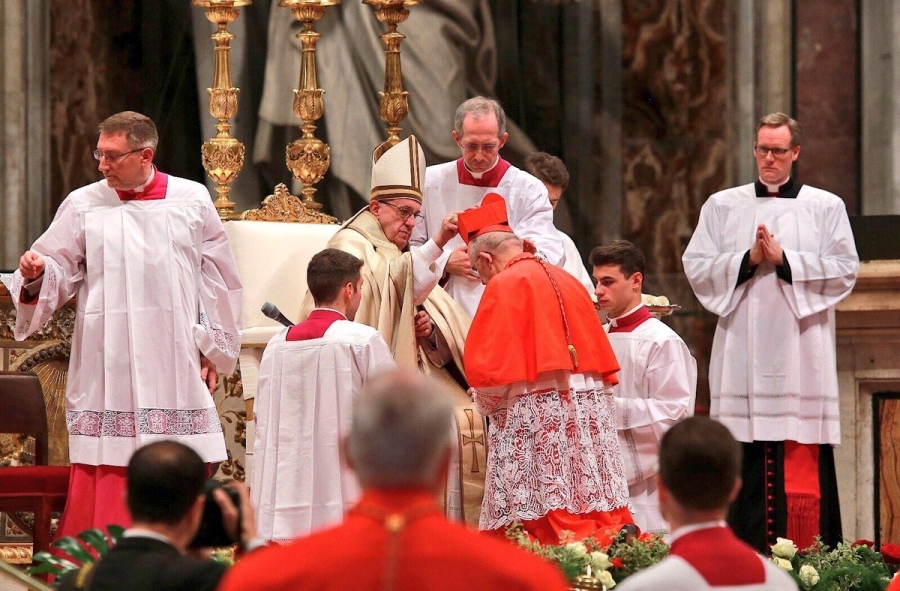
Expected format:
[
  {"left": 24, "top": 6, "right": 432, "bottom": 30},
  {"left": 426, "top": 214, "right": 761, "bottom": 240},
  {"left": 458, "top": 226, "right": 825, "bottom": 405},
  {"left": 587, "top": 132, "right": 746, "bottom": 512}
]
[
  {"left": 861, "top": 2, "right": 900, "bottom": 215},
  {"left": 795, "top": 0, "right": 859, "bottom": 214},
  {"left": 0, "top": 1, "right": 50, "bottom": 269}
]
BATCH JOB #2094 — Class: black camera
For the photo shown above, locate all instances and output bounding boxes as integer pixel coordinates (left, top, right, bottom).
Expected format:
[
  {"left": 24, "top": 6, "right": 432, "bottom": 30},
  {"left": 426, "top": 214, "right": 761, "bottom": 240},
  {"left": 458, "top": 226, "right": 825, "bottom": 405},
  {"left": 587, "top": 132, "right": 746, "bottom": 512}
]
[{"left": 189, "top": 479, "right": 241, "bottom": 548}]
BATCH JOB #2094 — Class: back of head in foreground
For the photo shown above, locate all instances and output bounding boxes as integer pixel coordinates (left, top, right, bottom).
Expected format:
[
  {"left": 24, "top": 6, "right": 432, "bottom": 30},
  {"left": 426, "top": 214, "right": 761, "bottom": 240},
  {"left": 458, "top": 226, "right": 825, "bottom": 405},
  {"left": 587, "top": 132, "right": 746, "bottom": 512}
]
[
  {"left": 346, "top": 369, "right": 455, "bottom": 491},
  {"left": 307, "top": 248, "right": 364, "bottom": 310},
  {"left": 658, "top": 416, "right": 742, "bottom": 523},
  {"left": 127, "top": 440, "right": 206, "bottom": 527}
]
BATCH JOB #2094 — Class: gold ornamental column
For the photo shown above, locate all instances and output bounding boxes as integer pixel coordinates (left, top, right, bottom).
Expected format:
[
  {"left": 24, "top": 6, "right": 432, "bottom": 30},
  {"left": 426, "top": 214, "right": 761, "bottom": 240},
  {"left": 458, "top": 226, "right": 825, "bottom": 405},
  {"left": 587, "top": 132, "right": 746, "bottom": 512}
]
[
  {"left": 363, "top": 0, "right": 420, "bottom": 147},
  {"left": 281, "top": 0, "right": 339, "bottom": 212},
  {"left": 193, "top": 0, "right": 250, "bottom": 221}
]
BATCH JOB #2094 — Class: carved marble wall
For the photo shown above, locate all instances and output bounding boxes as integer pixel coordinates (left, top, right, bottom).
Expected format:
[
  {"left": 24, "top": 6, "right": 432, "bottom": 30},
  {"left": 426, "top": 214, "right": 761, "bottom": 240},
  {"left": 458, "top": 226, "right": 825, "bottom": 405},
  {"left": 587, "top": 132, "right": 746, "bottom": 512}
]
[
  {"left": 620, "top": 0, "right": 728, "bottom": 409},
  {"left": 47, "top": 0, "right": 141, "bottom": 214},
  {"left": 795, "top": 0, "right": 860, "bottom": 214}
]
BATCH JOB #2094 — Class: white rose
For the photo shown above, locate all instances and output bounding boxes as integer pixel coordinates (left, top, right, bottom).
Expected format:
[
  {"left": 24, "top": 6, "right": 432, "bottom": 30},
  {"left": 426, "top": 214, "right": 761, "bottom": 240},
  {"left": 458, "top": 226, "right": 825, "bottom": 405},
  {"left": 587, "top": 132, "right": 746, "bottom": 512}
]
[
  {"left": 771, "top": 537, "right": 798, "bottom": 559},
  {"left": 590, "top": 551, "right": 612, "bottom": 570},
  {"left": 799, "top": 565, "right": 820, "bottom": 587},
  {"left": 566, "top": 542, "right": 589, "bottom": 557},
  {"left": 596, "top": 570, "right": 616, "bottom": 589},
  {"left": 772, "top": 557, "right": 793, "bottom": 571}
]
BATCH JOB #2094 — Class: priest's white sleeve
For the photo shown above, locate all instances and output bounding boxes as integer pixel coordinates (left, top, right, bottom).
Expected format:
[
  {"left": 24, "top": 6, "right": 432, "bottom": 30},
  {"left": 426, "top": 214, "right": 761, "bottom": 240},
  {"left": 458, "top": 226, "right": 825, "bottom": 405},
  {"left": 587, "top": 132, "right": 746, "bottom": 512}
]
[
  {"left": 508, "top": 183, "right": 564, "bottom": 265},
  {"left": 194, "top": 202, "right": 243, "bottom": 374},
  {"left": 615, "top": 342, "right": 697, "bottom": 432},
  {"left": 682, "top": 197, "right": 751, "bottom": 317},
  {"left": 360, "top": 332, "right": 397, "bottom": 379},
  {"left": 411, "top": 239, "right": 444, "bottom": 305},
  {"left": 12, "top": 198, "right": 85, "bottom": 340},
  {"left": 615, "top": 340, "right": 695, "bottom": 486},
  {"left": 779, "top": 197, "right": 859, "bottom": 318}
]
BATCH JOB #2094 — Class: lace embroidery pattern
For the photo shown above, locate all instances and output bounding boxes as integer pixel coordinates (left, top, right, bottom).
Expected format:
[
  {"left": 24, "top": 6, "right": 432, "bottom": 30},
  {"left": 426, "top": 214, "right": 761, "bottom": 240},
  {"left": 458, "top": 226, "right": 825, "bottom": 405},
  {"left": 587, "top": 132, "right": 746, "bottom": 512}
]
[
  {"left": 67, "top": 408, "right": 222, "bottom": 437},
  {"left": 199, "top": 311, "right": 240, "bottom": 360},
  {"left": 479, "top": 386, "right": 632, "bottom": 531}
]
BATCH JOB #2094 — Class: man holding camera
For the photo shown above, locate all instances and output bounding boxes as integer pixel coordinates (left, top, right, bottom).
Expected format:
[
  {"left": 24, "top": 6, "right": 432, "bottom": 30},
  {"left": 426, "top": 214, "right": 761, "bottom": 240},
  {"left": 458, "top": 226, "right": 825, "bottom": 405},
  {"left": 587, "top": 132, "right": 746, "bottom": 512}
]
[{"left": 59, "top": 441, "right": 261, "bottom": 591}]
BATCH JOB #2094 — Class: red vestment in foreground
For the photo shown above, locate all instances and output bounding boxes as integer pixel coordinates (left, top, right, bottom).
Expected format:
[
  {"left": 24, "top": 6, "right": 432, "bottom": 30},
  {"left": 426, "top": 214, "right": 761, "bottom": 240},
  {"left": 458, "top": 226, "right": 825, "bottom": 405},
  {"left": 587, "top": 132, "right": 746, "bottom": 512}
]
[{"left": 219, "top": 488, "right": 569, "bottom": 591}]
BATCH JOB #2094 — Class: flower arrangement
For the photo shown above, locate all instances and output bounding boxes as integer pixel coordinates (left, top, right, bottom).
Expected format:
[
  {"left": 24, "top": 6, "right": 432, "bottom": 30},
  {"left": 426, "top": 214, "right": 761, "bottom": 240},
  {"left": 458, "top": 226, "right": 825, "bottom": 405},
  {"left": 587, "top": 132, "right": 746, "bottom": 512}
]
[
  {"left": 505, "top": 522, "right": 669, "bottom": 588},
  {"left": 770, "top": 537, "right": 893, "bottom": 591},
  {"left": 509, "top": 523, "right": 897, "bottom": 591}
]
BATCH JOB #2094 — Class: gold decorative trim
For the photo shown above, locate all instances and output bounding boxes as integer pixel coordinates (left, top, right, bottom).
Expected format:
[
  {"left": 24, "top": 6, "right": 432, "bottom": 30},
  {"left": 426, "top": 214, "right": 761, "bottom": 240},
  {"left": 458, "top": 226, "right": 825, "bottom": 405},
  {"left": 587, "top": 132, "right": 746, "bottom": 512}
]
[
  {"left": 241, "top": 183, "right": 338, "bottom": 224},
  {"left": 0, "top": 543, "right": 33, "bottom": 565}
]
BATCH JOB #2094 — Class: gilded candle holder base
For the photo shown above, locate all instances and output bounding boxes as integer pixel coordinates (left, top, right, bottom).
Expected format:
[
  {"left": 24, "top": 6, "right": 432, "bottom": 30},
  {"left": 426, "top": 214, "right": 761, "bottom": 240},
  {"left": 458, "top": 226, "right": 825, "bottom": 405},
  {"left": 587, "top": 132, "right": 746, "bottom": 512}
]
[
  {"left": 286, "top": 130, "right": 331, "bottom": 211},
  {"left": 201, "top": 136, "right": 245, "bottom": 220}
]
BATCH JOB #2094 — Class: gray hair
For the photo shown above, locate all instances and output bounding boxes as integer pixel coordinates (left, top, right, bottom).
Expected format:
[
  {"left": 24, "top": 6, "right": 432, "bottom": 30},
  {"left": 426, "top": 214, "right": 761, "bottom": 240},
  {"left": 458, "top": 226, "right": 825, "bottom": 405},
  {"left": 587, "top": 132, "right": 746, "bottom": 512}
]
[
  {"left": 756, "top": 112, "right": 802, "bottom": 146},
  {"left": 98, "top": 111, "right": 159, "bottom": 151},
  {"left": 454, "top": 96, "right": 507, "bottom": 138},
  {"left": 468, "top": 231, "right": 522, "bottom": 267},
  {"left": 346, "top": 370, "right": 455, "bottom": 488}
]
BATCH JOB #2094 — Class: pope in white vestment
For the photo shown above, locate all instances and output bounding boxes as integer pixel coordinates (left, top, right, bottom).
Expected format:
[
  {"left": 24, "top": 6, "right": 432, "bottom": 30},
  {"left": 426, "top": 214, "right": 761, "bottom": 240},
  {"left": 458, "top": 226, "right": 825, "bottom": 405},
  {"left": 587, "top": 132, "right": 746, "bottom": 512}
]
[{"left": 252, "top": 314, "right": 395, "bottom": 541}]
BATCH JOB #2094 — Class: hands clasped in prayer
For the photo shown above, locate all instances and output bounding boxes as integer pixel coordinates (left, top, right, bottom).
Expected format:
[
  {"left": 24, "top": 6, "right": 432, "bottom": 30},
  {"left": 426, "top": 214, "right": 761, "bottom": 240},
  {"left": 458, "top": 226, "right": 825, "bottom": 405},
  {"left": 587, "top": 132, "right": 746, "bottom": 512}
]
[{"left": 748, "top": 223, "right": 784, "bottom": 267}]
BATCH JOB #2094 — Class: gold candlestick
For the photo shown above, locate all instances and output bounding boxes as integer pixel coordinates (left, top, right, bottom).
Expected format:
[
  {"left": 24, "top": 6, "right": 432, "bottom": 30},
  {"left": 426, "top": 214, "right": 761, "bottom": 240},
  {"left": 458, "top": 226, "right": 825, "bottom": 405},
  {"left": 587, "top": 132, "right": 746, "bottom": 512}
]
[
  {"left": 193, "top": 0, "right": 251, "bottom": 221},
  {"left": 280, "top": 0, "right": 339, "bottom": 211},
  {"left": 363, "top": 0, "right": 420, "bottom": 146}
]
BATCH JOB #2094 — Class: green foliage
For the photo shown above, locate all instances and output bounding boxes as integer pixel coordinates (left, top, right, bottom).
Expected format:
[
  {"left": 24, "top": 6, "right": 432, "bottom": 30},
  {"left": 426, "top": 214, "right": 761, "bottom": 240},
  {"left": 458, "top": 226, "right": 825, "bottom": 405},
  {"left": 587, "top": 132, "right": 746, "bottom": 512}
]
[
  {"left": 26, "top": 525, "right": 124, "bottom": 581},
  {"left": 606, "top": 532, "right": 670, "bottom": 582}
]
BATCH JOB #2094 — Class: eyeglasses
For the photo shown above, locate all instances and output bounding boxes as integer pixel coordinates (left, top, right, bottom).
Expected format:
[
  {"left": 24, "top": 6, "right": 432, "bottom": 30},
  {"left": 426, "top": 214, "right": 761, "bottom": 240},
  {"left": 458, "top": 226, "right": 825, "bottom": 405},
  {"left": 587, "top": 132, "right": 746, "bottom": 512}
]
[
  {"left": 93, "top": 148, "right": 143, "bottom": 164},
  {"left": 754, "top": 146, "right": 793, "bottom": 158},
  {"left": 380, "top": 201, "right": 425, "bottom": 222},
  {"left": 461, "top": 143, "right": 499, "bottom": 155}
]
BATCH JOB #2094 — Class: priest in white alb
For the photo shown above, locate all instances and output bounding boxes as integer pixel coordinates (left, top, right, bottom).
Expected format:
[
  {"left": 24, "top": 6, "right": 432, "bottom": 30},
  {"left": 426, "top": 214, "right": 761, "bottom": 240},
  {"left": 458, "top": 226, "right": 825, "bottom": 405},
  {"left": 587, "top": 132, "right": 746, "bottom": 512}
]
[
  {"left": 410, "top": 97, "right": 563, "bottom": 318},
  {"left": 253, "top": 248, "right": 395, "bottom": 541},
  {"left": 682, "top": 112, "right": 858, "bottom": 552},
  {"left": 9, "top": 111, "right": 242, "bottom": 538}
]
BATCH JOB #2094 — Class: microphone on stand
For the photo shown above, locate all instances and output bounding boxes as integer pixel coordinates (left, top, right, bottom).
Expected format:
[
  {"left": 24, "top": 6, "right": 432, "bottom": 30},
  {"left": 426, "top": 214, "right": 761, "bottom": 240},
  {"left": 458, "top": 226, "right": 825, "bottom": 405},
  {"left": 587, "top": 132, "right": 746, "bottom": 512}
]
[{"left": 261, "top": 302, "right": 295, "bottom": 327}]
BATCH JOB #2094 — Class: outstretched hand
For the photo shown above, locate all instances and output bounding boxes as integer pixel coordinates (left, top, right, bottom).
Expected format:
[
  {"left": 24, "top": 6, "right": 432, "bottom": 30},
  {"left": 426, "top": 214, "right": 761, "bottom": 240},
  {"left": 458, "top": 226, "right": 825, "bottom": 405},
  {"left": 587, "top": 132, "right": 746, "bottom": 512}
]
[{"left": 434, "top": 212, "right": 461, "bottom": 248}]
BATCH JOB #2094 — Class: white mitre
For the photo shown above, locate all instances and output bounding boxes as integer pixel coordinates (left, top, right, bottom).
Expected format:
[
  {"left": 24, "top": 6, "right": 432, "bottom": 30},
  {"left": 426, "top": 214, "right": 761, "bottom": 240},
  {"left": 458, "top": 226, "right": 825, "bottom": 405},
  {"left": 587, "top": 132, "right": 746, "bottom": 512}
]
[{"left": 370, "top": 135, "right": 427, "bottom": 203}]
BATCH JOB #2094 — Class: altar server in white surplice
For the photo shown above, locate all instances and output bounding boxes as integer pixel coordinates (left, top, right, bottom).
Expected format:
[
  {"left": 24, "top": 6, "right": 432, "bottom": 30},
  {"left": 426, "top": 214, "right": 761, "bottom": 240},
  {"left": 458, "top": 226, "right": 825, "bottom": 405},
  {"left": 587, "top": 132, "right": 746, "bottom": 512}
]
[
  {"left": 9, "top": 112, "right": 242, "bottom": 539},
  {"left": 591, "top": 240, "right": 697, "bottom": 534},
  {"left": 252, "top": 249, "right": 395, "bottom": 542},
  {"left": 411, "top": 97, "right": 563, "bottom": 318},
  {"left": 682, "top": 112, "right": 858, "bottom": 552}
]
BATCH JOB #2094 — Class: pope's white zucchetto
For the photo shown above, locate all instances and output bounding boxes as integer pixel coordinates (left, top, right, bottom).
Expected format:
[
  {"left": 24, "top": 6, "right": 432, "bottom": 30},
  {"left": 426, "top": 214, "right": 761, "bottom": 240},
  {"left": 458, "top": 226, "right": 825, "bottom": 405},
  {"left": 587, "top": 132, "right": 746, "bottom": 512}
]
[{"left": 370, "top": 135, "right": 426, "bottom": 203}]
